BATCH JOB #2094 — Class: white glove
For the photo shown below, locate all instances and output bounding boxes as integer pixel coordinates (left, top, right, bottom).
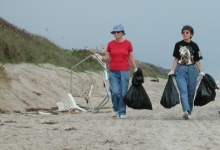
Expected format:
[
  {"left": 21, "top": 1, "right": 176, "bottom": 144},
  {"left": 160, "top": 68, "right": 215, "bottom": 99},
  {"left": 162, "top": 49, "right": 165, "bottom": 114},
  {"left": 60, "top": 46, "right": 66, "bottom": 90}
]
[
  {"left": 167, "top": 70, "right": 174, "bottom": 76},
  {"left": 199, "top": 71, "right": 205, "bottom": 76},
  {"left": 134, "top": 68, "right": 138, "bottom": 73},
  {"left": 92, "top": 53, "right": 102, "bottom": 60}
]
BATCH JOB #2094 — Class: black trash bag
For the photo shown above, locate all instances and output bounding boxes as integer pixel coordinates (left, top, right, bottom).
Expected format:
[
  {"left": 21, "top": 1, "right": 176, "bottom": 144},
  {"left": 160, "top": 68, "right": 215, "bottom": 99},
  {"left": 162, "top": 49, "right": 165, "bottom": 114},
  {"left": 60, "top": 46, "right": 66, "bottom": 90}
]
[
  {"left": 194, "top": 79, "right": 212, "bottom": 106},
  {"left": 132, "top": 68, "right": 144, "bottom": 86},
  {"left": 123, "top": 68, "right": 153, "bottom": 110},
  {"left": 194, "top": 73, "right": 219, "bottom": 106},
  {"left": 124, "top": 84, "right": 152, "bottom": 110},
  {"left": 160, "top": 75, "right": 180, "bottom": 108}
]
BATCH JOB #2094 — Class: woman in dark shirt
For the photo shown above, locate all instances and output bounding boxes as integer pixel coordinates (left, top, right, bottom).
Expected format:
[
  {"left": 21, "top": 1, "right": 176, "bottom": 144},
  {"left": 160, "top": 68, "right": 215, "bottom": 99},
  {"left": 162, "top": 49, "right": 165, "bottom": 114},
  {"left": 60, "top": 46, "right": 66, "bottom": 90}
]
[{"left": 168, "top": 25, "right": 205, "bottom": 120}]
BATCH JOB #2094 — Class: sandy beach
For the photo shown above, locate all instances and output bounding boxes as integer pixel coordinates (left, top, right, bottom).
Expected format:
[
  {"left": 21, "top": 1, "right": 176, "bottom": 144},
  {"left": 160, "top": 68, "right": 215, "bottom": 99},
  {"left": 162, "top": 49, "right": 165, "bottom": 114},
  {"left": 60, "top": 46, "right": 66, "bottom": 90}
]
[{"left": 0, "top": 63, "right": 220, "bottom": 150}]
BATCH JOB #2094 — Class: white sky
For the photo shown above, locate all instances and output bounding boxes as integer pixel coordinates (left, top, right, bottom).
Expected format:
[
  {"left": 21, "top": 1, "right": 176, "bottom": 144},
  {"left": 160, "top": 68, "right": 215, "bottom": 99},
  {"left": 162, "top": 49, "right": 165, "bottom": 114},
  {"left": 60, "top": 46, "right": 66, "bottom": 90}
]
[{"left": 1, "top": 0, "right": 220, "bottom": 79}]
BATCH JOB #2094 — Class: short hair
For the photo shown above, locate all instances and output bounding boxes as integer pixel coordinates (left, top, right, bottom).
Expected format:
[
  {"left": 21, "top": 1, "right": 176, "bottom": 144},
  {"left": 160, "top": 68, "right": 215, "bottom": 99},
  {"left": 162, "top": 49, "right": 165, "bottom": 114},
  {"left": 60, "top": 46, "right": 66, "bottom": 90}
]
[{"left": 181, "top": 25, "right": 194, "bottom": 39}]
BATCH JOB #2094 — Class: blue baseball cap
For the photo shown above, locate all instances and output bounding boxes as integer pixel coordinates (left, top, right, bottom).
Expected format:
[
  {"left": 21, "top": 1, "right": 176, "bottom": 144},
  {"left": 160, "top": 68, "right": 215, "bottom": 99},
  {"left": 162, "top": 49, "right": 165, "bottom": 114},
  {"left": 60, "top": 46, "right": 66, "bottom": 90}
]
[{"left": 111, "top": 24, "right": 126, "bottom": 35}]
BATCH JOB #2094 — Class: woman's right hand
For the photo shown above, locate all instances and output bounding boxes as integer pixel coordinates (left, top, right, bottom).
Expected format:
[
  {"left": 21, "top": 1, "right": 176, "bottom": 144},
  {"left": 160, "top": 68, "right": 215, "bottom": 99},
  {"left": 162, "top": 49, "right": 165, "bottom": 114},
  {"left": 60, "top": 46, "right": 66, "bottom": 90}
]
[{"left": 92, "top": 53, "right": 102, "bottom": 60}]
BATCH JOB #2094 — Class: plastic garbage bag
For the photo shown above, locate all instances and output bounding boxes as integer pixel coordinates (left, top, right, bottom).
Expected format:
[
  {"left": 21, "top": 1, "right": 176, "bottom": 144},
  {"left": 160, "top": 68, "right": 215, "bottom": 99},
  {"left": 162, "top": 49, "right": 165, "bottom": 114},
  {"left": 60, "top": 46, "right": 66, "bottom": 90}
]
[
  {"left": 123, "top": 68, "right": 152, "bottom": 110},
  {"left": 194, "top": 73, "right": 219, "bottom": 106},
  {"left": 124, "top": 84, "right": 152, "bottom": 110},
  {"left": 160, "top": 75, "right": 180, "bottom": 108},
  {"left": 131, "top": 68, "right": 144, "bottom": 86}
]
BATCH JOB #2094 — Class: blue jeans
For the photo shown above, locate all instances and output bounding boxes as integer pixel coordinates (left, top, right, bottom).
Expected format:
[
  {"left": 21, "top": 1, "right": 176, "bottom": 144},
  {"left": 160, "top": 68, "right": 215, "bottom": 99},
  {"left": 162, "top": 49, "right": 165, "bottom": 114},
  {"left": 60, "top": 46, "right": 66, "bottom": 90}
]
[
  {"left": 175, "top": 64, "right": 198, "bottom": 115},
  {"left": 109, "top": 70, "right": 130, "bottom": 116}
]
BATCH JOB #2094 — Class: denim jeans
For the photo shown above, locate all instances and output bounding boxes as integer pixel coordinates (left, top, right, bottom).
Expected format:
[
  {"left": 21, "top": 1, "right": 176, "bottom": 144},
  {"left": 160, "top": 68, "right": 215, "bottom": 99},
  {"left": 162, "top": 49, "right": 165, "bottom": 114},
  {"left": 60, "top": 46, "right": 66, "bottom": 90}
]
[
  {"left": 175, "top": 64, "right": 198, "bottom": 115},
  {"left": 109, "top": 70, "right": 130, "bottom": 116}
]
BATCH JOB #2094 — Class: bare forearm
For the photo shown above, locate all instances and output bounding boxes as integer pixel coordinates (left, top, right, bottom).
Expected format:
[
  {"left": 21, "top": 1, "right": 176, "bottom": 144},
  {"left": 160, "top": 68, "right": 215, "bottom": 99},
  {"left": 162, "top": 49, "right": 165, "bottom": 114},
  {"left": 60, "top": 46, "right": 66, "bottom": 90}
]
[
  {"left": 129, "top": 52, "right": 137, "bottom": 69},
  {"left": 195, "top": 61, "right": 202, "bottom": 72},
  {"left": 171, "top": 58, "right": 178, "bottom": 71},
  {"left": 102, "top": 52, "right": 110, "bottom": 62},
  {"left": 130, "top": 58, "right": 137, "bottom": 69},
  {"left": 102, "top": 55, "right": 108, "bottom": 61}
]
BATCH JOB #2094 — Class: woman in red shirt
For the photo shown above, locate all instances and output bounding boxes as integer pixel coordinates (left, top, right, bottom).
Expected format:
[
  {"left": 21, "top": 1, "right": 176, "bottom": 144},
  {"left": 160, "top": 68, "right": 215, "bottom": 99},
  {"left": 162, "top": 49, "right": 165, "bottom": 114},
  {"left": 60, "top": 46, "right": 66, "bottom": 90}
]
[{"left": 96, "top": 24, "right": 137, "bottom": 119}]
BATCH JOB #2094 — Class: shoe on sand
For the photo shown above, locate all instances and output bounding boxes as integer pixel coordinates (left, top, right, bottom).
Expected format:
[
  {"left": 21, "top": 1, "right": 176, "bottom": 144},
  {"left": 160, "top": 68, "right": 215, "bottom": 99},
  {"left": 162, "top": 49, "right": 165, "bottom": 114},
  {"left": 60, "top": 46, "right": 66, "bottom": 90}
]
[
  {"left": 188, "top": 115, "right": 192, "bottom": 119},
  {"left": 112, "top": 111, "right": 118, "bottom": 117},
  {"left": 183, "top": 111, "right": 189, "bottom": 120},
  {"left": 120, "top": 115, "right": 126, "bottom": 119}
]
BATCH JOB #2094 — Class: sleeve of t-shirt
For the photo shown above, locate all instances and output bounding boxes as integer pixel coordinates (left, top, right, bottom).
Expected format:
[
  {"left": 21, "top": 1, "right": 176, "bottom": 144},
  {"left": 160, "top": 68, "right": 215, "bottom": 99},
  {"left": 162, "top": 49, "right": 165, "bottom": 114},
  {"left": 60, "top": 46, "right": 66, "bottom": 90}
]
[
  {"left": 173, "top": 43, "right": 180, "bottom": 58},
  {"left": 193, "top": 43, "right": 203, "bottom": 61}
]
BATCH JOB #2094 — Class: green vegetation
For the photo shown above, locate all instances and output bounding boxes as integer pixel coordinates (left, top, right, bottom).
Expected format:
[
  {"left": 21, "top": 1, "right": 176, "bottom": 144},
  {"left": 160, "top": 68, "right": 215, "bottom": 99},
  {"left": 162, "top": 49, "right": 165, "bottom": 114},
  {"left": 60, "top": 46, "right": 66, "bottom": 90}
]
[
  {"left": 0, "top": 17, "right": 168, "bottom": 78},
  {"left": 0, "top": 17, "right": 103, "bottom": 72}
]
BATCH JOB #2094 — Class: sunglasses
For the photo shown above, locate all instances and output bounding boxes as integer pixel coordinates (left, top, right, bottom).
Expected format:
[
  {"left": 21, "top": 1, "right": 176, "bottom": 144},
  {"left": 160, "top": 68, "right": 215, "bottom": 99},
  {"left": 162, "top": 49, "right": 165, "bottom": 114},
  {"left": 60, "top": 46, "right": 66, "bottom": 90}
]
[
  {"left": 111, "top": 31, "right": 121, "bottom": 34},
  {"left": 182, "top": 31, "right": 190, "bottom": 35}
]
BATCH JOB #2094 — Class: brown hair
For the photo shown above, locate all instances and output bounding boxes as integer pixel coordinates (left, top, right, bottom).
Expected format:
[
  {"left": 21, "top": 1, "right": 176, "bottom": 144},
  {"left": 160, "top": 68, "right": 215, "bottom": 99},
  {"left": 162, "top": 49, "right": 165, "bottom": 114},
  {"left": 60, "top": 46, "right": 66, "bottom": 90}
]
[{"left": 181, "top": 25, "right": 194, "bottom": 39}]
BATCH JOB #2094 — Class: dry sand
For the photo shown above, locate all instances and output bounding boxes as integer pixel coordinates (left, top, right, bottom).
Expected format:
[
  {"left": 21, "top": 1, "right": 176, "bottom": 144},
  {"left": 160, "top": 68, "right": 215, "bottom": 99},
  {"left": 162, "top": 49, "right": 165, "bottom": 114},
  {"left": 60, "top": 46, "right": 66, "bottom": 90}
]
[{"left": 0, "top": 63, "right": 220, "bottom": 150}]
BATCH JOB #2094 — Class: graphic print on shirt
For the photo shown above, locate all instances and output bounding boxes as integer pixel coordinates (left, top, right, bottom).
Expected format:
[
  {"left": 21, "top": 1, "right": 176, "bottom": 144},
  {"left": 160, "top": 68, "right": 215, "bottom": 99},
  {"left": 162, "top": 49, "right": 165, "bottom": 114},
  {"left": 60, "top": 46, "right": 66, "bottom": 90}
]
[{"left": 178, "top": 46, "right": 194, "bottom": 65}]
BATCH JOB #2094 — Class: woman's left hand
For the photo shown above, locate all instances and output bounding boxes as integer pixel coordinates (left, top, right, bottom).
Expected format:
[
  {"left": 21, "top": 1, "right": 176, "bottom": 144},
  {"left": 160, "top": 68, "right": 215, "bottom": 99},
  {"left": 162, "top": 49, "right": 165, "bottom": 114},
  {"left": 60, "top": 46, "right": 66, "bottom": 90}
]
[
  {"left": 199, "top": 71, "right": 205, "bottom": 76},
  {"left": 134, "top": 68, "right": 138, "bottom": 73}
]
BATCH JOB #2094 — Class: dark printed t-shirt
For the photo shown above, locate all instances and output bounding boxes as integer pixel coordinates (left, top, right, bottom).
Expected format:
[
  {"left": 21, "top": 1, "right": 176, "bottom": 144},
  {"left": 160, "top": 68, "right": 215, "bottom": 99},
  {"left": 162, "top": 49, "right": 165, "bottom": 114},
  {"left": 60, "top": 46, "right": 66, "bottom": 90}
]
[{"left": 173, "top": 40, "right": 203, "bottom": 65}]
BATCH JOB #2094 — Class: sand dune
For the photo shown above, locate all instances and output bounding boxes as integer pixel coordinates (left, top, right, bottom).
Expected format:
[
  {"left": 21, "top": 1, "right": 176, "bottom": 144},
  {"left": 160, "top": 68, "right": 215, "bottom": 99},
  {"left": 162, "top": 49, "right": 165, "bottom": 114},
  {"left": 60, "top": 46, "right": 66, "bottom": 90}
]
[{"left": 0, "top": 63, "right": 220, "bottom": 150}]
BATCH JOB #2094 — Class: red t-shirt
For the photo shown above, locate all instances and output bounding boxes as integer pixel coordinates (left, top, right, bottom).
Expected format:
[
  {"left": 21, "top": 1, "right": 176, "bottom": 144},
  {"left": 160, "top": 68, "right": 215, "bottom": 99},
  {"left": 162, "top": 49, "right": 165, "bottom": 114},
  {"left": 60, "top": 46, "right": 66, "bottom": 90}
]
[{"left": 107, "top": 39, "right": 133, "bottom": 70}]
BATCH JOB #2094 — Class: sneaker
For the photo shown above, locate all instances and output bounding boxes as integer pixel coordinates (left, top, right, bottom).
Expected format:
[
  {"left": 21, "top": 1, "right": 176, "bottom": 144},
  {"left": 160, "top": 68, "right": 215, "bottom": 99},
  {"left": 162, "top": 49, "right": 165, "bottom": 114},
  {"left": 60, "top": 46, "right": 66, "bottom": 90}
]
[
  {"left": 112, "top": 111, "right": 118, "bottom": 117},
  {"left": 183, "top": 111, "right": 189, "bottom": 120},
  {"left": 188, "top": 115, "right": 192, "bottom": 119},
  {"left": 120, "top": 115, "right": 126, "bottom": 119}
]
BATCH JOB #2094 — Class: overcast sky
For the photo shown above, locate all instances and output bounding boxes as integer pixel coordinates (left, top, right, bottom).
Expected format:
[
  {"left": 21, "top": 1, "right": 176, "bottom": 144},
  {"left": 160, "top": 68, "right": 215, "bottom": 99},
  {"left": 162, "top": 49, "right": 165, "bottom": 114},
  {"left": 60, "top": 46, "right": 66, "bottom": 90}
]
[{"left": 1, "top": 0, "right": 219, "bottom": 79}]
